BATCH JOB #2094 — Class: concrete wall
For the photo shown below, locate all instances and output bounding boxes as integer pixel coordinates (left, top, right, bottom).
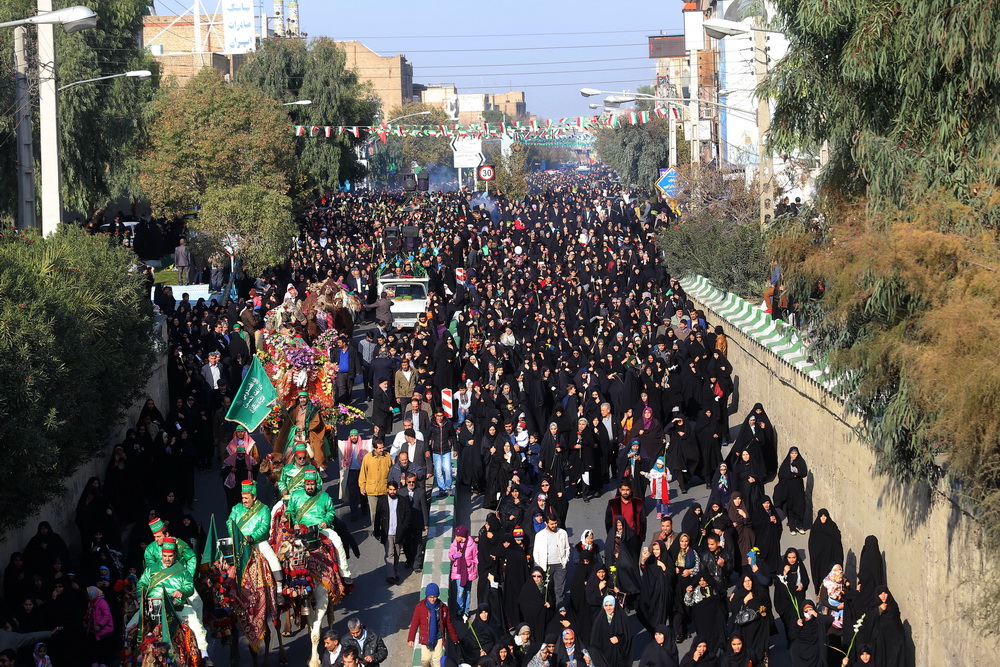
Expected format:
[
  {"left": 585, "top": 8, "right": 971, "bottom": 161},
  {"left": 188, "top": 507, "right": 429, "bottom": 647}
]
[
  {"left": 0, "top": 349, "right": 169, "bottom": 573},
  {"left": 690, "top": 293, "right": 999, "bottom": 666}
]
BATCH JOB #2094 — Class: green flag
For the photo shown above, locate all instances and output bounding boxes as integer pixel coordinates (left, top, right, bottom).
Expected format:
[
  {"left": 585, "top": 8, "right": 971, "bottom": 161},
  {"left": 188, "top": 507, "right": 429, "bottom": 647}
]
[
  {"left": 160, "top": 595, "right": 174, "bottom": 654},
  {"left": 225, "top": 357, "right": 278, "bottom": 432},
  {"left": 202, "top": 514, "right": 219, "bottom": 564}
]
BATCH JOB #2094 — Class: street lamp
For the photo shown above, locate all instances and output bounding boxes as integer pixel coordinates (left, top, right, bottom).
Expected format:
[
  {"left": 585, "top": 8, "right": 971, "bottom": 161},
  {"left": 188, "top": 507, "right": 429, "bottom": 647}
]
[
  {"left": 58, "top": 69, "right": 152, "bottom": 92},
  {"left": 385, "top": 110, "right": 432, "bottom": 124},
  {"left": 0, "top": 5, "right": 98, "bottom": 32},
  {"left": 283, "top": 99, "right": 312, "bottom": 106},
  {"left": 2, "top": 5, "right": 100, "bottom": 232}
]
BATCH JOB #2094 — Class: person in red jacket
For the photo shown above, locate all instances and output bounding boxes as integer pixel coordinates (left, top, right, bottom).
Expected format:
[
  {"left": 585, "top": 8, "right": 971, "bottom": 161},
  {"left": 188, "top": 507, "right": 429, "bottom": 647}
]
[{"left": 407, "top": 583, "right": 459, "bottom": 667}]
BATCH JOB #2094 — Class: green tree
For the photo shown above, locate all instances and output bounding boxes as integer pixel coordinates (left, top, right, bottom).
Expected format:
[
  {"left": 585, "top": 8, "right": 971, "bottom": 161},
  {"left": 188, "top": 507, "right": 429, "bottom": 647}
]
[
  {"left": 0, "top": 0, "right": 158, "bottom": 218},
  {"left": 0, "top": 226, "right": 154, "bottom": 534},
  {"left": 235, "top": 37, "right": 378, "bottom": 195},
  {"left": 386, "top": 103, "right": 453, "bottom": 171},
  {"left": 487, "top": 141, "right": 528, "bottom": 201},
  {"left": 139, "top": 69, "right": 296, "bottom": 272},
  {"left": 761, "top": 0, "right": 1000, "bottom": 613},
  {"left": 197, "top": 183, "right": 294, "bottom": 275},
  {"left": 593, "top": 119, "right": 672, "bottom": 188},
  {"left": 658, "top": 166, "right": 766, "bottom": 298}
]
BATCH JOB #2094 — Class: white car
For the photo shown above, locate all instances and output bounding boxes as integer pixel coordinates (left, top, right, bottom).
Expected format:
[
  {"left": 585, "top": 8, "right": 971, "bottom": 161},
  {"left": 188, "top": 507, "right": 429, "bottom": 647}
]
[{"left": 377, "top": 277, "right": 429, "bottom": 329}]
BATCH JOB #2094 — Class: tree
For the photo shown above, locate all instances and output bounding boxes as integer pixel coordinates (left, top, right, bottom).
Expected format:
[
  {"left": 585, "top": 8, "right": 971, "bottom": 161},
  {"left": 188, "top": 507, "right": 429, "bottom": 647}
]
[
  {"left": 593, "top": 119, "right": 672, "bottom": 188},
  {"left": 761, "top": 0, "right": 1000, "bottom": 612},
  {"left": 0, "top": 0, "right": 158, "bottom": 218},
  {"left": 487, "top": 141, "right": 528, "bottom": 202},
  {"left": 235, "top": 37, "right": 379, "bottom": 195},
  {"left": 197, "top": 183, "right": 294, "bottom": 275},
  {"left": 139, "top": 69, "right": 296, "bottom": 271},
  {"left": 0, "top": 226, "right": 154, "bottom": 534},
  {"left": 385, "top": 103, "right": 453, "bottom": 171},
  {"left": 658, "top": 166, "right": 766, "bottom": 298}
]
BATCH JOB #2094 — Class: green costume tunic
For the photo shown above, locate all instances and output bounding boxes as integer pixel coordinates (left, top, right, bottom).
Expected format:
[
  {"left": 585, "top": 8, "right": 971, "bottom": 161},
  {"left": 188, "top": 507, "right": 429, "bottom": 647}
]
[
  {"left": 137, "top": 558, "right": 195, "bottom": 608},
  {"left": 143, "top": 537, "right": 197, "bottom": 577},
  {"left": 226, "top": 500, "right": 271, "bottom": 543},
  {"left": 278, "top": 461, "right": 319, "bottom": 498},
  {"left": 286, "top": 487, "right": 335, "bottom": 527}
]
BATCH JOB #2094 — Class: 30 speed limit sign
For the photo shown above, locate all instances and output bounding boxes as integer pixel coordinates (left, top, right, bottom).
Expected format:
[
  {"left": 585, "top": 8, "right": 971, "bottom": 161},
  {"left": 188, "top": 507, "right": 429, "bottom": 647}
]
[{"left": 477, "top": 165, "right": 495, "bottom": 181}]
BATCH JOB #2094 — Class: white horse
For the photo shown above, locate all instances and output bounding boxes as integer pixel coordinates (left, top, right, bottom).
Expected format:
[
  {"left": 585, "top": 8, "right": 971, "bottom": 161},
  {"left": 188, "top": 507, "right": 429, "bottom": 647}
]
[{"left": 276, "top": 533, "right": 334, "bottom": 667}]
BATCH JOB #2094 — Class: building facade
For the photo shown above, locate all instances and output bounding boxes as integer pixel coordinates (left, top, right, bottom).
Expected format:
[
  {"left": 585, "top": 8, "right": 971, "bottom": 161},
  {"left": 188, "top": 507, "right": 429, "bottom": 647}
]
[{"left": 337, "top": 41, "right": 414, "bottom": 117}]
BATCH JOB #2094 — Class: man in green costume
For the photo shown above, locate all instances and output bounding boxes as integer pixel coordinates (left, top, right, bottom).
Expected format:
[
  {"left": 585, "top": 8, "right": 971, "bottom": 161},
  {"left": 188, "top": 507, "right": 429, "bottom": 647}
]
[
  {"left": 286, "top": 471, "right": 353, "bottom": 580},
  {"left": 226, "top": 480, "right": 284, "bottom": 594},
  {"left": 132, "top": 538, "right": 212, "bottom": 665},
  {"left": 143, "top": 517, "right": 197, "bottom": 578},
  {"left": 271, "top": 440, "right": 320, "bottom": 523}
]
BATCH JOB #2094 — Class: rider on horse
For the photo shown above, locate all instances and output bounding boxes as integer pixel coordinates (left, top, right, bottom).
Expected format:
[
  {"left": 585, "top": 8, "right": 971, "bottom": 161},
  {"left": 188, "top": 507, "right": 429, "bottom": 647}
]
[
  {"left": 270, "top": 440, "right": 320, "bottom": 522},
  {"left": 226, "top": 480, "right": 284, "bottom": 595},
  {"left": 144, "top": 517, "right": 197, "bottom": 578},
  {"left": 133, "top": 537, "right": 213, "bottom": 666},
  {"left": 285, "top": 471, "right": 353, "bottom": 581}
]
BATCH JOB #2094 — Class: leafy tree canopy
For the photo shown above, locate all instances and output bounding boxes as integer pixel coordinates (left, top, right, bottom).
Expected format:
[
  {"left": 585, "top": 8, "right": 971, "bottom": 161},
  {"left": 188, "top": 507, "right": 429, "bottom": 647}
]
[
  {"left": 385, "top": 103, "right": 454, "bottom": 172},
  {"left": 0, "top": 0, "right": 158, "bottom": 217},
  {"left": 235, "top": 37, "right": 378, "bottom": 196},
  {"left": 0, "top": 226, "right": 154, "bottom": 533}
]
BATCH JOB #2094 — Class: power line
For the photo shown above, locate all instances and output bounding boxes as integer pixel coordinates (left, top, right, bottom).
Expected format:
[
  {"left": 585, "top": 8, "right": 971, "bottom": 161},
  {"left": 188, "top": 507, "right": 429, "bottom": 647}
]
[
  {"left": 416, "top": 66, "right": 655, "bottom": 79},
  {"left": 354, "top": 56, "right": 652, "bottom": 70},
  {"left": 456, "top": 78, "right": 654, "bottom": 90},
  {"left": 382, "top": 43, "right": 643, "bottom": 54},
  {"left": 343, "top": 28, "right": 655, "bottom": 39}
]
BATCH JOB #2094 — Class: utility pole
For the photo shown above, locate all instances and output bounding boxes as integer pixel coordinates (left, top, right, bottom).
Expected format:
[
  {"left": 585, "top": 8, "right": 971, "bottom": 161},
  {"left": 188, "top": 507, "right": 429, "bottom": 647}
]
[
  {"left": 37, "top": 0, "right": 61, "bottom": 236},
  {"left": 14, "top": 26, "right": 36, "bottom": 230},
  {"left": 754, "top": 29, "right": 773, "bottom": 226},
  {"left": 668, "top": 111, "right": 677, "bottom": 167},
  {"left": 192, "top": 0, "right": 203, "bottom": 66},
  {"left": 688, "top": 49, "right": 700, "bottom": 164}
]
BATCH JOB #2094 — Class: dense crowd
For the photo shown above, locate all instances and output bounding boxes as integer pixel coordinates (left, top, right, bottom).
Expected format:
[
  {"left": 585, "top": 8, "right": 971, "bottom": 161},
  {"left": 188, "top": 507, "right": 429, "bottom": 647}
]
[{"left": 0, "top": 168, "right": 906, "bottom": 667}]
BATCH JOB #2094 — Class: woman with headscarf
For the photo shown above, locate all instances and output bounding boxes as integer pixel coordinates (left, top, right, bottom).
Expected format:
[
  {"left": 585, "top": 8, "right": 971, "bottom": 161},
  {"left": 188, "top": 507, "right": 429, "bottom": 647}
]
[
  {"left": 718, "top": 633, "right": 753, "bottom": 667},
  {"left": 497, "top": 532, "right": 530, "bottom": 631},
  {"left": 752, "top": 496, "right": 784, "bottom": 574},
  {"left": 694, "top": 408, "right": 723, "bottom": 483},
  {"left": 728, "top": 572, "right": 771, "bottom": 664},
  {"left": 483, "top": 424, "right": 511, "bottom": 510},
  {"left": 569, "top": 530, "right": 601, "bottom": 643},
  {"left": 858, "top": 586, "right": 905, "bottom": 667},
  {"left": 584, "top": 564, "right": 612, "bottom": 628},
  {"left": 538, "top": 476, "right": 569, "bottom": 528},
  {"left": 457, "top": 416, "right": 484, "bottom": 494},
  {"left": 727, "top": 492, "right": 755, "bottom": 567},
  {"left": 680, "top": 637, "right": 718, "bottom": 667},
  {"left": 790, "top": 600, "right": 834, "bottom": 667},
  {"left": 589, "top": 596, "right": 633, "bottom": 667},
  {"left": 733, "top": 448, "right": 765, "bottom": 510},
  {"left": 23, "top": 522, "right": 71, "bottom": 576},
  {"left": 639, "top": 624, "right": 680, "bottom": 667},
  {"left": 517, "top": 566, "right": 554, "bottom": 635},
  {"left": 605, "top": 517, "right": 641, "bottom": 602},
  {"left": 680, "top": 504, "right": 706, "bottom": 545},
  {"left": 461, "top": 605, "right": 502, "bottom": 664},
  {"left": 638, "top": 540, "right": 676, "bottom": 633},
  {"left": 538, "top": 422, "right": 566, "bottom": 490},
  {"left": 684, "top": 575, "right": 728, "bottom": 655},
  {"left": 808, "top": 509, "right": 844, "bottom": 595},
  {"left": 629, "top": 406, "right": 665, "bottom": 462},
  {"left": 510, "top": 622, "right": 538, "bottom": 667},
  {"left": 774, "top": 447, "right": 809, "bottom": 534},
  {"left": 775, "top": 547, "right": 809, "bottom": 649}
]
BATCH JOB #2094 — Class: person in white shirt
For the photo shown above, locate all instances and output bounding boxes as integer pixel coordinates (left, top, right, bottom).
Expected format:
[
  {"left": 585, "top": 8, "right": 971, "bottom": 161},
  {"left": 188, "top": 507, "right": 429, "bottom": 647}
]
[
  {"left": 532, "top": 517, "right": 570, "bottom": 605},
  {"left": 322, "top": 630, "right": 343, "bottom": 666},
  {"left": 390, "top": 421, "right": 425, "bottom": 459}
]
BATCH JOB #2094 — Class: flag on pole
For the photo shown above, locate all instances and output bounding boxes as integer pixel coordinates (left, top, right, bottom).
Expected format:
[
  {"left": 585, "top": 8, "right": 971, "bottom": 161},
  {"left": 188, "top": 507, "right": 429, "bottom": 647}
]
[
  {"left": 202, "top": 514, "right": 219, "bottom": 564},
  {"left": 225, "top": 357, "right": 278, "bottom": 432}
]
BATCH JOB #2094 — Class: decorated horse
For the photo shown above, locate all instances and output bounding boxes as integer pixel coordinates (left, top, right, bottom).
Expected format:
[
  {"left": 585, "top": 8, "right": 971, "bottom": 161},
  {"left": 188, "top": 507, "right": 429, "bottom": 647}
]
[
  {"left": 199, "top": 537, "right": 287, "bottom": 667},
  {"left": 304, "top": 279, "right": 361, "bottom": 340},
  {"left": 270, "top": 518, "right": 349, "bottom": 667},
  {"left": 122, "top": 595, "right": 202, "bottom": 667}
]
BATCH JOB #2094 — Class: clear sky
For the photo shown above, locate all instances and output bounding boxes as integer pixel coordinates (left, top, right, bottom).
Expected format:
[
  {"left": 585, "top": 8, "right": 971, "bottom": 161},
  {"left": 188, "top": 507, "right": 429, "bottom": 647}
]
[{"left": 297, "top": 0, "right": 685, "bottom": 120}]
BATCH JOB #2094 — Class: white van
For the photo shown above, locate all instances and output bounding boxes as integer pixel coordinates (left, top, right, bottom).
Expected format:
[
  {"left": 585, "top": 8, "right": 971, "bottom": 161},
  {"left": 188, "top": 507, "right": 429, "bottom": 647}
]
[{"left": 377, "top": 276, "right": 429, "bottom": 329}]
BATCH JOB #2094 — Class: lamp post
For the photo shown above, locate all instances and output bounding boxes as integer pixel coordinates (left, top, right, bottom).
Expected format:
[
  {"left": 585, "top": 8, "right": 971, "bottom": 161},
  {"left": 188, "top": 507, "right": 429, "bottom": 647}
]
[
  {"left": 702, "top": 18, "right": 782, "bottom": 226},
  {"left": 1, "top": 5, "right": 99, "bottom": 232},
  {"left": 57, "top": 69, "right": 152, "bottom": 92}
]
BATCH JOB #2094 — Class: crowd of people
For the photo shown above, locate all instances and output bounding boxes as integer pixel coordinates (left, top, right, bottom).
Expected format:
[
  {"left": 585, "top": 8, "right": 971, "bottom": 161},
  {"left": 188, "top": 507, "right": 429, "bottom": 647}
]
[{"left": 1, "top": 168, "right": 907, "bottom": 667}]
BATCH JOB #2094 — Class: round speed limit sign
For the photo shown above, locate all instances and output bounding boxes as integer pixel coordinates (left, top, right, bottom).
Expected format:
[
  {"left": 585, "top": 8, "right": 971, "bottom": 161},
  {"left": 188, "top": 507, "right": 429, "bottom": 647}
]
[{"left": 477, "top": 165, "right": 495, "bottom": 181}]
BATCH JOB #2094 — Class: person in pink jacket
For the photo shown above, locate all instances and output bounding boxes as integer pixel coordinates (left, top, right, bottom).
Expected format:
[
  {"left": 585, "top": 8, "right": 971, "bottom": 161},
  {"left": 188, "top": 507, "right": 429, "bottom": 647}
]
[
  {"left": 84, "top": 586, "right": 114, "bottom": 667},
  {"left": 448, "top": 524, "right": 478, "bottom": 620}
]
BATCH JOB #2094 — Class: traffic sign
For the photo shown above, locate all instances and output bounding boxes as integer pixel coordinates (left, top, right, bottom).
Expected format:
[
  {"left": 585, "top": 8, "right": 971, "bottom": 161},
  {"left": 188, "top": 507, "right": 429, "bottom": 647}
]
[
  {"left": 477, "top": 165, "right": 495, "bottom": 181},
  {"left": 656, "top": 167, "right": 683, "bottom": 198},
  {"left": 452, "top": 137, "right": 484, "bottom": 169}
]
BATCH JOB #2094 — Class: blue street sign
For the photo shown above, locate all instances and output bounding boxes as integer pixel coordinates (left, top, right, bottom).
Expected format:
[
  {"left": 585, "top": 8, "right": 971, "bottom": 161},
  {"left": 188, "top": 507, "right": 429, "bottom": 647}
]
[{"left": 656, "top": 167, "right": 682, "bottom": 198}]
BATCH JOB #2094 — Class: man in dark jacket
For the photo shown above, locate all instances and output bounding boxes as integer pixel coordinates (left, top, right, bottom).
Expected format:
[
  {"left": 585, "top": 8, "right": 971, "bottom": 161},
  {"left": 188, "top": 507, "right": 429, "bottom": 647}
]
[
  {"left": 333, "top": 335, "right": 360, "bottom": 404},
  {"left": 426, "top": 410, "right": 457, "bottom": 497},
  {"left": 341, "top": 618, "right": 388, "bottom": 667},
  {"left": 373, "top": 481, "right": 411, "bottom": 583},
  {"left": 604, "top": 480, "right": 646, "bottom": 544},
  {"left": 372, "top": 378, "right": 393, "bottom": 437},
  {"left": 400, "top": 471, "right": 430, "bottom": 569}
]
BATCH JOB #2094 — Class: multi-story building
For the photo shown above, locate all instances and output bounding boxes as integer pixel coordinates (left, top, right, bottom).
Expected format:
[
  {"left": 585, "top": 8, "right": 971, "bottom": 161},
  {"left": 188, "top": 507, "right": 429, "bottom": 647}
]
[
  {"left": 142, "top": 14, "right": 246, "bottom": 84},
  {"left": 337, "top": 41, "right": 414, "bottom": 117}
]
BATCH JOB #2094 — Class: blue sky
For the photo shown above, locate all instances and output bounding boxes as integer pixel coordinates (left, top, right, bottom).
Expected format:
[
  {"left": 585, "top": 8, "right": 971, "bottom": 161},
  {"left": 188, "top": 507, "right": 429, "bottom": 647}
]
[{"left": 298, "top": 0, "right": 685, "bottom": 119}]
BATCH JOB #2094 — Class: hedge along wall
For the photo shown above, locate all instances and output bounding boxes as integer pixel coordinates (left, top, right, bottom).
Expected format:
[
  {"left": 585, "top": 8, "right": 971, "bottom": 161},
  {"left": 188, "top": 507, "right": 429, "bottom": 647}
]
[{"left": 680, "top": 276, "right": 999, "bottom": 666}]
